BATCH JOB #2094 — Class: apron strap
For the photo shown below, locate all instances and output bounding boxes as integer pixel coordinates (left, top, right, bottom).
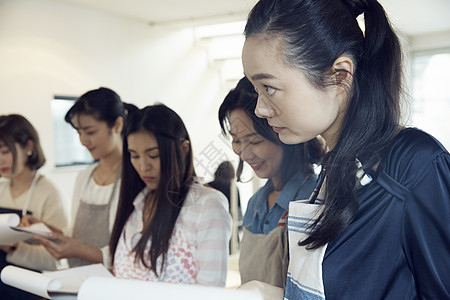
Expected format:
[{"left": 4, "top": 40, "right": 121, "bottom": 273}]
[{"left": 22, "top": 171, "right": 40, "bottom": 216}]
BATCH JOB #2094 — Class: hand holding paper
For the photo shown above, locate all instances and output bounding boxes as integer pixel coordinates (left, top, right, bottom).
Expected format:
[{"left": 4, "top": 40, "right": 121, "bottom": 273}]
[
  {"left": 11, "top": 222, "right": 53, "bottom": 237},
  {"left": 33, "top": 232, "right": 103, "bottom": 265},
  {"left": 0, "top": 213, "right": 40, "bottom": 245},
  {"left": 19, "top": 214, "right": 41, "bottom": 227},
  {"left": 20, "top": 215, "right": 63, "bottom": 235},
  {"left": 33, "top": 232, "right": 80, "bottom": 260}
]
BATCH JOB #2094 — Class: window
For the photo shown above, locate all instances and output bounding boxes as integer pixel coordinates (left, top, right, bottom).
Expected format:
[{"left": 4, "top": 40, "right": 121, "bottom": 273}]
[
  {"left": 411, "top": 49, "right": 450, "bottom": 149},
  {"left": 194, "top": 21, "right": 245, "bottom": 90},
  {"left": 52, "top": 96, "right": 94, "bottom": 167}
]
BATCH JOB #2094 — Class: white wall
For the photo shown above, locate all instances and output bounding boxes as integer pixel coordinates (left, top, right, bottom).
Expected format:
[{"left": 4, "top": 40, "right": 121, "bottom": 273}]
[
  {"left": 409, "top": 30, "right": 450, "bottom": 52},
  {"left": 0, "top": 0, "right": 255, "bottom": 216},
  {"left": 407, "top": 30, "right": 450, "bottom": 150}
]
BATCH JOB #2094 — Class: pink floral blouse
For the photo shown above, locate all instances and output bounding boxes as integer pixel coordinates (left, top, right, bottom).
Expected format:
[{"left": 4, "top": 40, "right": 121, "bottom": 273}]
[{"left": 113, "top": 183, "right": 232, "bottom": 286}]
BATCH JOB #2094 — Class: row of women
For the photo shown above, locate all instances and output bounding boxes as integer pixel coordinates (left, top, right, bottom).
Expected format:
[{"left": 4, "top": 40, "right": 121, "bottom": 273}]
[{"left": 1, "top": 0, "right": 449, "bottom": 298}]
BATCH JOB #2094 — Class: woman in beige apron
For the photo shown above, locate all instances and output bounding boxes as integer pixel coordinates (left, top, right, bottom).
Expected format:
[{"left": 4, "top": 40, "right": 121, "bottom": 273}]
[
  {"left": 25, "top": 88, "right": 127, "bottom": 268},
  {"left": 67, "top": 165, "right": 120, "bottom": 266},
  {"left": 218, "top": 77, "right": 325, "bottom": 288}
]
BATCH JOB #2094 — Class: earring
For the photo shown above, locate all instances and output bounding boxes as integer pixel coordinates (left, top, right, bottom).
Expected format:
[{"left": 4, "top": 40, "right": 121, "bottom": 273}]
[{"left": 27, "top": 151, "right": 32, "bottom": 156}]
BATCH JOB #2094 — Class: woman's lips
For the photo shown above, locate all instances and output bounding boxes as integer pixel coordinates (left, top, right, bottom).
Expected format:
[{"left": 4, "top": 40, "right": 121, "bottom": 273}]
[
  {"left": 250, "top": 163, "right": 263, "bottom": 171},
  {"left": 142, "top": 176, "right": 155, "bottom": 183},
  {"left": 271, "top": 126, "right": 284, "bottom": 133}
]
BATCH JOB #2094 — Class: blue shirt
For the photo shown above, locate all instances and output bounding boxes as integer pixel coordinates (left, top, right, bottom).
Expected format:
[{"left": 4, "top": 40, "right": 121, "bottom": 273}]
[
  {"left": 285, "top": 128, "right": 450, "bottom": 299},
  {"left": 243, "top": 170, "right": 317, "bottom": 234}
]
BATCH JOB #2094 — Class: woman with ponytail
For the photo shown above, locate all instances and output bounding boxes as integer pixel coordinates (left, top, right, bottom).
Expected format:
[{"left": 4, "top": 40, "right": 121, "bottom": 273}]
[{"left": 242, "top": 0, "right": 449, "bottom": 298}]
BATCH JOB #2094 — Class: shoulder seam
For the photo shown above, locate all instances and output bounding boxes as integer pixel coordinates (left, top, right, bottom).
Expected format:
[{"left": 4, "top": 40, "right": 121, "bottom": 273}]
[{"left": 376, "top": 171, "right": 411, "bottom": 202}]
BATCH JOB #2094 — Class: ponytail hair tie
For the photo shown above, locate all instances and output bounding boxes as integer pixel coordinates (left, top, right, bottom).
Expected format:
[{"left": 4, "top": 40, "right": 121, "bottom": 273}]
[{"left": 342, "top": 0, "right": 368, "bottom": 18}]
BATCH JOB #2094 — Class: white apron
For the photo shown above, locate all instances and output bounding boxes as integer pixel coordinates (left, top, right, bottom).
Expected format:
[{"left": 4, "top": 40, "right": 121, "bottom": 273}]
[
  {"left": 284, "top": 161, "right": 372, "bottom": 299},
  {"left": 284, "top": 200, "right": 326, "bottom": 300}
]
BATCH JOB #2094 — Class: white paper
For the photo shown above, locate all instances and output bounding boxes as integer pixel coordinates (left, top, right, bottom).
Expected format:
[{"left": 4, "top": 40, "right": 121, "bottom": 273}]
[
  {"left": 0, "top": 213, "right": 31, "bottom": 245},
  {"left": 0, "top": 264, "right": 113, "bottom": 299},
  {"left": 78, "top": 277, "right": 264, "bottom": 300},
  {"left": 10, "top": 222, "right": 53, "bottom": 237},
  {"left": 239, "top": 280, "right": 284, "bottom": 300},
  {"left": 0, "top": 213, "right": 20, "bottom": 227},
  {"left": 0, "top": 265, "right": 60, "bottom": 299},
  {"left": 45, "top": 263, "right": 113, "bottom": 293},
  {"left": 0, "top": 214, "right": 55, "bottom": 245}
]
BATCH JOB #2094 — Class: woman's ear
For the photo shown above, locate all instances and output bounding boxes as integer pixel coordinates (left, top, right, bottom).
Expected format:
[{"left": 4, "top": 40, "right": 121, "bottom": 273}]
[
  {"left": 25, "top": 140, "right": 35, "bottom": 156},
  {"left": 113, "top": 116, "right": 124, "bottom": 134},
  {"left": 332, "top": 56, "right": 354, "bottom": 88},
  {"left": 181, "top": 140, "right": 190, "bottom": 156}
]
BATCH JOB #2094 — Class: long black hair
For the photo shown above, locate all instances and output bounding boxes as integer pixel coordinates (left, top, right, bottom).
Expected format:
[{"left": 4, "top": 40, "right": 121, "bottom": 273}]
[
  {"left": 110, "top": 104, "right": 196, "bottom": 276},
  {"left": 219, "top": 76, "right": 325, "bottom": 187},
  {"left": 245, "top": 0, "right": 402, "bottom": 249}
]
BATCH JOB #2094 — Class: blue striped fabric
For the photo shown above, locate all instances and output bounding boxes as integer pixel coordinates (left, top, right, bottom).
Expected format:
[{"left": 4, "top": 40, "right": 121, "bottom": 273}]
[
  {"left": 284, "top": 200, "right": 326, "bottom": 300},
  {"left": 286, "top": 273, "right": 325, "bottom": 300}
]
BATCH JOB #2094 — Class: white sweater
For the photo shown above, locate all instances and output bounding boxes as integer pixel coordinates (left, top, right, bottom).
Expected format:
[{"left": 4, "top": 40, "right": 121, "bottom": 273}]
[{"left": 1, "top": 176, "right": 67, "bottom": 271}]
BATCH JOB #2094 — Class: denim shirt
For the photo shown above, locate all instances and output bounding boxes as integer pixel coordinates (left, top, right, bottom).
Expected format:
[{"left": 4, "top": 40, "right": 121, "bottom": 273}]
[{"left": 243, "top": 171, "right": 317, "bottom": 235}]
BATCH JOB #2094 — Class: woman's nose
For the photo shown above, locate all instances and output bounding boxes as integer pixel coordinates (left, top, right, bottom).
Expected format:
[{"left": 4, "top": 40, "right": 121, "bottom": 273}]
[
  {"left": 240, "top": 143, "right": 253, "bottom": 162},
  {"left": 79, "top": 133, "right": 88, "bottom": 147},
  {"left": 139, "top": 159, "right": 151, "bottom": 172},
  {"left": 254, "top": 95, "right": 275, "bottom": 119}
]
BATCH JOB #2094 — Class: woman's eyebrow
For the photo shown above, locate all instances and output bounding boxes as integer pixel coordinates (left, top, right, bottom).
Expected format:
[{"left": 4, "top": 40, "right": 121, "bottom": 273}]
[
  {"left": 145, "top": 147, "right": 159, "bottom": 152},
  {"left": 230, "top": 132, "right": 259, "bottom": 139},
  {"left": 128, "top": 147, "right": 158, "bottom": 152},
  {"left": 250, "top": 73, "right": 276, "bottom": 81},
  {"left": 75, "top": 125, "right": 94, "bottom": 131}
]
